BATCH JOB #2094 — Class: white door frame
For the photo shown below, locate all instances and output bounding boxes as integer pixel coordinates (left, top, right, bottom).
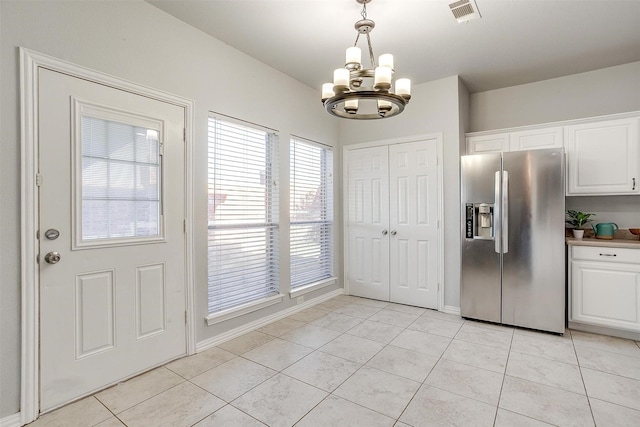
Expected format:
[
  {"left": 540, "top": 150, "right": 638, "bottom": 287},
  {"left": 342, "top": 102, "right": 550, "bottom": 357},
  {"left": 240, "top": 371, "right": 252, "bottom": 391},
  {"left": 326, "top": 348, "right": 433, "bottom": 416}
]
[
  {"left": 19, "top": 47, "right": 196, "bottom": 425},
  {"left": 342, "top": 133, "right": 445, "bottom": 311}
]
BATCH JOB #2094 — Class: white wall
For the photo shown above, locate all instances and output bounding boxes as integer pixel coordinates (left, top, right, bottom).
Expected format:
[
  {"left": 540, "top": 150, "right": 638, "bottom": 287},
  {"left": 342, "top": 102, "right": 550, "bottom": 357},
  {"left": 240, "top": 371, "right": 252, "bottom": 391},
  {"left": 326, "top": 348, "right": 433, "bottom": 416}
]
[
  {"left": 469, "top": 62, "right": 640, "bottom": 229},
  {"left": 0, "top": 0, "right": 339, "bottom": 418},
  {"left": 340, "top": 75, "right": 466, "bottom": 310}
]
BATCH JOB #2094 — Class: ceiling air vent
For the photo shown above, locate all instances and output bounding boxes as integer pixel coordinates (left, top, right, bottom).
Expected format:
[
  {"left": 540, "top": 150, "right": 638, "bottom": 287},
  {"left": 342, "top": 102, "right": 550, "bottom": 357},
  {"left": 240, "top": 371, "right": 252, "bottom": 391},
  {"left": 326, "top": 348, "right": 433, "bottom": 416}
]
[{"left": 449, "top": 0, "right": 481, "bottom": 23}]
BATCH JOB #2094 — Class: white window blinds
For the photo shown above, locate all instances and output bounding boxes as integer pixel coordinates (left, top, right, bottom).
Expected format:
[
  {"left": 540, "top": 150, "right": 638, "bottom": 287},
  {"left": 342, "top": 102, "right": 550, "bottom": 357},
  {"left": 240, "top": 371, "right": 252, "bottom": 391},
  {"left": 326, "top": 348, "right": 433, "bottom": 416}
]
[
  {"left": 290, "top": 138, "right": 334, "bottom": 289},
  {"left": 81, "top": 115, "right": 161, "bottom": 241},
  {"left": 208, "top": 116, "right": 279, "bottom": 314}
]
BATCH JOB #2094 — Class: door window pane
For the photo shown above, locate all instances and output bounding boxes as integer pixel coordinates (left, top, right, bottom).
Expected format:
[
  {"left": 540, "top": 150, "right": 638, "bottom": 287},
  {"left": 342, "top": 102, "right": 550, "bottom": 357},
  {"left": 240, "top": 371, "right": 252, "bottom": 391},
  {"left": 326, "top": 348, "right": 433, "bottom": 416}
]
[{"left": 80, "top": 115, "right": 161, "bottom": 241}]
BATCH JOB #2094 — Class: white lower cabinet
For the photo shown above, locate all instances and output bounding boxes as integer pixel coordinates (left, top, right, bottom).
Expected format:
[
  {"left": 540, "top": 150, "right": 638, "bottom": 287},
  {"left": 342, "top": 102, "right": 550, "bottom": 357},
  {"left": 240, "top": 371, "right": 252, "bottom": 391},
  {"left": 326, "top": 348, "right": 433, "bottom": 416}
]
[{"left": 569, "top": 245, "right": 640, "bottom": 335}]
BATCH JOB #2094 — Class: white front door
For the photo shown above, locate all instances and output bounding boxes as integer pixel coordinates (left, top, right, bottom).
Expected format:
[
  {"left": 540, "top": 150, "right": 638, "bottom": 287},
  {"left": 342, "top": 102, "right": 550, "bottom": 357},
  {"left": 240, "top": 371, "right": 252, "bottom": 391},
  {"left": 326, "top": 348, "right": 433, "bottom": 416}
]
[
  {"left": 389, "top": 140, "right": 439, "bottom": 309},
  {"left": 346, "top": 146, "right": 390, "bottom": 301},
  {"left": 38, "top": 68, "right": 186, "bottom": 411}
]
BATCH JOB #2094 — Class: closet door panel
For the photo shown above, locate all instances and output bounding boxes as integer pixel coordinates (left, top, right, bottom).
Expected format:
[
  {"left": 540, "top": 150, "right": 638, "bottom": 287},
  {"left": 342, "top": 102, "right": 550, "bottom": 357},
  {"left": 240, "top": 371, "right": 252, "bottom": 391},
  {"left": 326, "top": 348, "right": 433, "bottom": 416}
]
[
  {"left": 389, "top": 140, "right": 439, "bottom": 309},
  {"left": 346, "top": 146, "right": 390, "bottom": 301}
]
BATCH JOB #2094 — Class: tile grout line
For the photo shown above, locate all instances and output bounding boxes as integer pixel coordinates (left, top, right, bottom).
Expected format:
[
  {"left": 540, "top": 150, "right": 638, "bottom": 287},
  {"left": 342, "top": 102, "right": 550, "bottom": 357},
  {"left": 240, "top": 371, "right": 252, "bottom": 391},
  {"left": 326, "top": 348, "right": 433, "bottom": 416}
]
[
  {"left": 393, "top": 316, "right": 465, "bottom": 426},
  {"left": 491, "top": 327, "right": 514, "bottom": 426},
  {"left": 571, "top": 330, "right": 598, "bottom": 427}
]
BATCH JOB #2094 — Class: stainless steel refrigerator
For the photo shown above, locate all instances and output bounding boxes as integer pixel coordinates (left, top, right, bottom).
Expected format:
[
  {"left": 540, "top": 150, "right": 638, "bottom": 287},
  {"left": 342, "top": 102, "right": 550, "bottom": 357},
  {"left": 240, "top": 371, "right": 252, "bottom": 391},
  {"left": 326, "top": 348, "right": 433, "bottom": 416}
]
[{"left": 460, "top": 148, "right": 565, "bottom": 334}]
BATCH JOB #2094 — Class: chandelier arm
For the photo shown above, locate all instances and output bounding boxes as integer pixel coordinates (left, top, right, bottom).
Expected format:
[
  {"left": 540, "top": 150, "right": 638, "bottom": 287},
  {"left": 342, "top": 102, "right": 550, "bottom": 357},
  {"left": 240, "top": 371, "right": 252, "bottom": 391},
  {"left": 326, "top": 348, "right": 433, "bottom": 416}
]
[
  {"left": 365, "top": 32, "right": 376, "bottom": 68},
  {"left": 353, "top": 32, "right": 361, "bottom": 48}
]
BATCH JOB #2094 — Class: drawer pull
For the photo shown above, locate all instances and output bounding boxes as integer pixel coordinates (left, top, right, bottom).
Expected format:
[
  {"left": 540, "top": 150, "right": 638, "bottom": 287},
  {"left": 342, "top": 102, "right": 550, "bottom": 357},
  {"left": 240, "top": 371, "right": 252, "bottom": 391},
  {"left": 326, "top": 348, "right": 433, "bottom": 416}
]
[{"left": 599, "top": 253, "right": 617, "bottom": 257}]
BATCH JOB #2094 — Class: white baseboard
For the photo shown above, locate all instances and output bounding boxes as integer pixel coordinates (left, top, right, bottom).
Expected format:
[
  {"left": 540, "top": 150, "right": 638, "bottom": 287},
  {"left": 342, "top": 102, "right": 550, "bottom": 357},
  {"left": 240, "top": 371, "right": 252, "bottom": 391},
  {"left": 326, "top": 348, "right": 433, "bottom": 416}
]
[
  {"left": 443, "top": 305, "right": 461, "bottom": 316},
  {"left": 0, "top": 412, "right": 22, "bottom": 427},
  {"left": 196, "top": 288, "right": 344, "bottom": 352}
]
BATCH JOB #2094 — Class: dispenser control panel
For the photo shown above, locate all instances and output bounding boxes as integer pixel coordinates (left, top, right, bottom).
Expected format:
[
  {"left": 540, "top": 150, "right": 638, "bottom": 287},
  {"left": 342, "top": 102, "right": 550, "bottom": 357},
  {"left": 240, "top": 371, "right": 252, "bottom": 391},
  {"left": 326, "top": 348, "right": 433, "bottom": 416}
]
[{"left": 465, "top": 202, "right": 494, "bottom": 240}]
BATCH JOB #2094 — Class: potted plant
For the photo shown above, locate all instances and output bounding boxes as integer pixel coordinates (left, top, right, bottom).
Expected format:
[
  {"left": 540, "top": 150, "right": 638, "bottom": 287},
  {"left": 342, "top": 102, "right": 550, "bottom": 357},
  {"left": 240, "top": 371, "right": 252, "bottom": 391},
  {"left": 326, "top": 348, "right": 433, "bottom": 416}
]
[{"left": 566, "top": 210, "right": 596, "bottom": 239}]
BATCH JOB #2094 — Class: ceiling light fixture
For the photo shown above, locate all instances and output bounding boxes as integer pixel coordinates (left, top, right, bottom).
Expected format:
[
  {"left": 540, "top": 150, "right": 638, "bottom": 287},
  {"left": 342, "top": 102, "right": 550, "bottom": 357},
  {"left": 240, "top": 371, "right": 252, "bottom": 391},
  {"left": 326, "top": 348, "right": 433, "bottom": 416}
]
[{"left": 321, "top": 0, "right": 411, "bottom": 120}]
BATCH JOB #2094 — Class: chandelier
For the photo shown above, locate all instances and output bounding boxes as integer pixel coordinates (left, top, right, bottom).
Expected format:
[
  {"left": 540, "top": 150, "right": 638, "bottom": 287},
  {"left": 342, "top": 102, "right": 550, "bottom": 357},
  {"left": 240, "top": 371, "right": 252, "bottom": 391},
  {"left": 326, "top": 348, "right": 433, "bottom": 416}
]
[{"left": 321, "top": 0, "right": 411, "bottom": 120}]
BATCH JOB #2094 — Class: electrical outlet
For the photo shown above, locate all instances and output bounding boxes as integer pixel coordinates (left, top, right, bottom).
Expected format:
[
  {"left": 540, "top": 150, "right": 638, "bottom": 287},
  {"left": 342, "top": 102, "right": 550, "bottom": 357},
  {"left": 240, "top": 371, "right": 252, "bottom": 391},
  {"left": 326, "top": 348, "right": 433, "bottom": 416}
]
[{"left": 296, "top": 296, "right": 305, "bottom": 304}]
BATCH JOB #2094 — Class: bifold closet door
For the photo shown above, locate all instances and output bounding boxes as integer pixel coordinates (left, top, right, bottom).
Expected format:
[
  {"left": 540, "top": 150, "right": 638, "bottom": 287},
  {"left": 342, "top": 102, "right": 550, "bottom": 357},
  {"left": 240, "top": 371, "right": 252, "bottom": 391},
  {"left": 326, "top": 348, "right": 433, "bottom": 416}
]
[
  {"left": 346, "top": 145, "right": 390, "bottom": 301},
  {"left": 388, "top": 141, "right": 439, "bottom": 309},
  {"left": 346, "top": 139, "right": 439, "bottom": 309}
]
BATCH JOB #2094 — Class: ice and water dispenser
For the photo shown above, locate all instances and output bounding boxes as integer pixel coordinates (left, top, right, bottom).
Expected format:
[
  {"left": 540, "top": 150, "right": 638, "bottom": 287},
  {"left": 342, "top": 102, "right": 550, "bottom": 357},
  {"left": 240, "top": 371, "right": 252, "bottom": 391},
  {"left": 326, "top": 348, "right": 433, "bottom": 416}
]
[{"left": 465, "top": 203, "right": 494, "bottom": 239}]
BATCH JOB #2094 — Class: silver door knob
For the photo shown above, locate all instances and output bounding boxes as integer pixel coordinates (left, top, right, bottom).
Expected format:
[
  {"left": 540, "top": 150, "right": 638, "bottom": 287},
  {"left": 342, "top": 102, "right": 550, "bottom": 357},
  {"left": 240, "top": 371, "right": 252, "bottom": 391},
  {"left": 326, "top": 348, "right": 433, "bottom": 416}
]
[
  {"left": 390, "top": 230, "right": 397, "bottom": 236},
  {"left": 382, "top": 230, "right": 388, "bottom": 235},
  {"left": 44, "top": 251, "right": 61, "bottom": 264}
]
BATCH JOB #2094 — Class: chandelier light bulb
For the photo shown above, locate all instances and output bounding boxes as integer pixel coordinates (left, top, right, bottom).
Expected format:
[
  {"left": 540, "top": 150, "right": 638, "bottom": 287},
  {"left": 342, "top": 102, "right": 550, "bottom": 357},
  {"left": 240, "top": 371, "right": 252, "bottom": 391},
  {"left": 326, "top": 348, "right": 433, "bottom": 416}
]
[
  {"left": 322, "top": 83, "right": 335, "bottom": 101},
  {"left": 377, "top": 99, "right": 392, "bottom": 114},
  {"left": 374, "top": 66, "right": 392, "bottom": 90},
  {"left": 346, "top": 47, "right": 362, "bottom": 67},
  {"left": 395, "top": 78, "right": 411, "bottom": 99},
  {"left": 333, "top": 68, "right": 350, "bottom": 92},
  {"left": 379, "top": 54, "right": 394, "bottom": 70},
  {"left": 345, "top": 99, "right": 359, "bottom": 114}
]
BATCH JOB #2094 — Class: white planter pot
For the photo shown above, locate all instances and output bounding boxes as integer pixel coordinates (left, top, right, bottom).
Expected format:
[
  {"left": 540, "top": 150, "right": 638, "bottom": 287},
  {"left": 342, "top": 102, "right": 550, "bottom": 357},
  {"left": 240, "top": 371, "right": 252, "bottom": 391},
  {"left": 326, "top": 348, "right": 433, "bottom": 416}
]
[{"left": 572, "top": 229, "right": 585, "bottom": 239}]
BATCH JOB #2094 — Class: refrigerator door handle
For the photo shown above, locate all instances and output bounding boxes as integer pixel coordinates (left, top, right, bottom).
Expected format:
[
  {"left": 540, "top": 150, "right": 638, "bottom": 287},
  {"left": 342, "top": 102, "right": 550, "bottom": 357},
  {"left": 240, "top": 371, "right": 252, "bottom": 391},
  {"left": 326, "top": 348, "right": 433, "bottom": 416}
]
[
  {"left": 494, "top": 171, "right": 501, "bottom": 253},
  {"left": 502, "top": 170, "right": 509, "bottom": 254}
]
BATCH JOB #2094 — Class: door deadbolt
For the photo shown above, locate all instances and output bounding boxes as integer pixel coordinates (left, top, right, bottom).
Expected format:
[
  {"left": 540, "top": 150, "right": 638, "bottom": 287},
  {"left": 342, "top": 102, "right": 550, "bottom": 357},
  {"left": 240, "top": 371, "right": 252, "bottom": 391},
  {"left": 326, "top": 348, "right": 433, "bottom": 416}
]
[
  {"left": 44, "top": 251, "right": 61, "bottom": 264},
  {"left": 44, "top": 229, "right": 60, "bottom": 240}
]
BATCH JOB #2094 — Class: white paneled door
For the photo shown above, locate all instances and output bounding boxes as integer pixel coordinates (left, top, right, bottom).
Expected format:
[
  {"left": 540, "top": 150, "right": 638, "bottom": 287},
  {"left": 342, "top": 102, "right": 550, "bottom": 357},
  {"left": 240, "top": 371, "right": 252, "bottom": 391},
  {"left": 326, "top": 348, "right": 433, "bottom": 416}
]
[
  {"left": 38, "top": 68, "right": 186, "bottom": 411},
  {"left": 346, "top": 139, "right": 439, "bottom": 309},
  {"left": 346, "top": 146, "right": 390, "bottom": 301},
  {"left": 389, "top": 141, "right": 439, "bottom": 307}
]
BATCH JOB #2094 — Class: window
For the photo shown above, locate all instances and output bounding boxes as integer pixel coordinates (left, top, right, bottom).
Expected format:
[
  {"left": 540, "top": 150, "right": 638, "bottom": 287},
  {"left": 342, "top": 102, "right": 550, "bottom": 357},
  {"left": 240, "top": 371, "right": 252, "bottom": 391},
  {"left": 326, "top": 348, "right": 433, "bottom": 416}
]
[
  {"left": 79, "top": 107, "right": 162, "bottom": 246},
  {"left": 290, "top": 138, "right": 334, "bottom": 291},
  {"left": 207, "top": 115, "right": 280, "bottom": 316}
]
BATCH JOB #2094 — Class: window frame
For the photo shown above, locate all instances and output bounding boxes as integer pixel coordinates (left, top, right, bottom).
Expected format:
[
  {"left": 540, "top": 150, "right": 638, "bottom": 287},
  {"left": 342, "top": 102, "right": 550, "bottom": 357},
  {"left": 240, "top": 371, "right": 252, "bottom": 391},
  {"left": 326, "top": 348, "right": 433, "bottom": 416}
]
[{"left": 205, "top": 114, "right": 282, "bottom": 324}]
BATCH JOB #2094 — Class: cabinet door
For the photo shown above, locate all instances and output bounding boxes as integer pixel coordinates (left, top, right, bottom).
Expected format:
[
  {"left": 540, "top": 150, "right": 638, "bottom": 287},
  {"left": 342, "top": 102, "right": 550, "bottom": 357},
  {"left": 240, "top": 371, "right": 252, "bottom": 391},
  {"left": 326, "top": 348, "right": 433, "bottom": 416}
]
[
  {"left": 509, "top": 127, "right": 563, "bottom": 151},
  {"left": 571, "top": 260, "right": 640, "bottom": 332},
  {"left": 466, "top": 133, "right": 509, "bottom": 154},
  {"left": 566, "top": 117, "right": 639, "bottom": 195}
]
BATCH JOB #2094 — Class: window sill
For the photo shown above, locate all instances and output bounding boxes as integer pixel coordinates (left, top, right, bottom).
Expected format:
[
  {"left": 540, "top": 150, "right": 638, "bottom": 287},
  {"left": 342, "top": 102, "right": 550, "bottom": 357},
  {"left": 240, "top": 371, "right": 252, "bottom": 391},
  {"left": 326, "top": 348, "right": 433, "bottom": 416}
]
[
  {"left": 289, "top": 277, "right": 337, "bottom": 299},
  {"left": 205, "top": 293, "right": 284, "bottom": 326}
]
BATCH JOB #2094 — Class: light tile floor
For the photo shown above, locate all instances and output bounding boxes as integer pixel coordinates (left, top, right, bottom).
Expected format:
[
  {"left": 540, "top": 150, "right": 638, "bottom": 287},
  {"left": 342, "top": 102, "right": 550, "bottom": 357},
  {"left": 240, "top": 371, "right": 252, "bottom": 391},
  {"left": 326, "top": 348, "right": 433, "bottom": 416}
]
[{"left": 29, "top": 295, "right": 640, "bottom": 427}]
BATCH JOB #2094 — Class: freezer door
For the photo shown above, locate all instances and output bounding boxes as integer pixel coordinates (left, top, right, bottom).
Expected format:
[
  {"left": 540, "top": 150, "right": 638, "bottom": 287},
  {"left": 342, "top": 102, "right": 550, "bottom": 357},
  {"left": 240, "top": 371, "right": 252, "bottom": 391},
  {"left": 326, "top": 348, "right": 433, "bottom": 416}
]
[
  {"left": 501, "top": 149, "right": 565, "bottom": 333},
  {"left": 460, "top": 154, "right": 502, "bottom": 323}
]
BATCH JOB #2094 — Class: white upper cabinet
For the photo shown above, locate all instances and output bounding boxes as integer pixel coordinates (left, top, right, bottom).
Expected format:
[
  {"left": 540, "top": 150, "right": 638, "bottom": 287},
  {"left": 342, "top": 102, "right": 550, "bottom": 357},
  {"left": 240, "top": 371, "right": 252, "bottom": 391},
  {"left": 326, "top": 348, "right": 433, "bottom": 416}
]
[
  {"left": 509, "top": 127, "right": 563, "bottom": 151},
  {"left": 466, "top": 112, "right": 640, "bottom": 196},
  {"left": 565, "top": 117, "right": 639, "bottom": 195},
  {"left": 467, "top": 127, "right": 563, "bottom": 155},
  {"left": 466, "top": 133, "right": 509, "bottom": 154}
]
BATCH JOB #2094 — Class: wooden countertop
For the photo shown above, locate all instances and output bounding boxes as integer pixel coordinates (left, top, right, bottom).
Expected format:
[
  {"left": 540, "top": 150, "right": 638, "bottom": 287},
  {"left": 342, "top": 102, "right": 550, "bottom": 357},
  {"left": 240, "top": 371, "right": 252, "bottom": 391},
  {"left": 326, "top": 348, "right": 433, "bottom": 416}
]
[{"left": 566, "top": 236, "right": 640, "bottom": 249}]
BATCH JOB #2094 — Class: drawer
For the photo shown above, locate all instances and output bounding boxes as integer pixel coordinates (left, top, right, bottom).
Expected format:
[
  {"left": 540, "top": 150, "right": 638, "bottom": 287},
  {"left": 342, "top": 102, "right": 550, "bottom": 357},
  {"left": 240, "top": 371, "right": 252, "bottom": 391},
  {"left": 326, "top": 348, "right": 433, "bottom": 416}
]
[{"left": 572, "top": 245, "right": 640, "bottom": 263}]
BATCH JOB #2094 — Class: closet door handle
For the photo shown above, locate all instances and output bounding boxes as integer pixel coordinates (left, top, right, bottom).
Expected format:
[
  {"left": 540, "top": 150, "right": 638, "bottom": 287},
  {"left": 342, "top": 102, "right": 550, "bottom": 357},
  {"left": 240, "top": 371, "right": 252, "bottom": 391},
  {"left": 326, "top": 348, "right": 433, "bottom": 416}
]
[
  {"left": 390, "top": 230, "right": 397, "bottom": 236},
  {"left": 382, "top": 230, "right": 388, "bottom": 235}
]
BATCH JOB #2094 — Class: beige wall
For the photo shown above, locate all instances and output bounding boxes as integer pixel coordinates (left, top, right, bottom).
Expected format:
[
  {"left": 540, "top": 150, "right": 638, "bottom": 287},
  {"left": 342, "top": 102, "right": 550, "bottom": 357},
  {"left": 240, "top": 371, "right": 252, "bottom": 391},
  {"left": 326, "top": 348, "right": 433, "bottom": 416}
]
[
  {"left": 469, "top": 61, "right": 640, "bottom": 132},
  {"left": 0, "top": 0, "right": 339, "bottom": 418}
]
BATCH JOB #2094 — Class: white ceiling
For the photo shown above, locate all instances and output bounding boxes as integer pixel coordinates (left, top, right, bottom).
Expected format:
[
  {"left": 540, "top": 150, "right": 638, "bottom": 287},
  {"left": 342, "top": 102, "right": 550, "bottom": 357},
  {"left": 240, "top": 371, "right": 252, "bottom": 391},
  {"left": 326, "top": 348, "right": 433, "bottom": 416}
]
[{"left": 147, "top": 0, "right": 640, "bottom": 93}]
